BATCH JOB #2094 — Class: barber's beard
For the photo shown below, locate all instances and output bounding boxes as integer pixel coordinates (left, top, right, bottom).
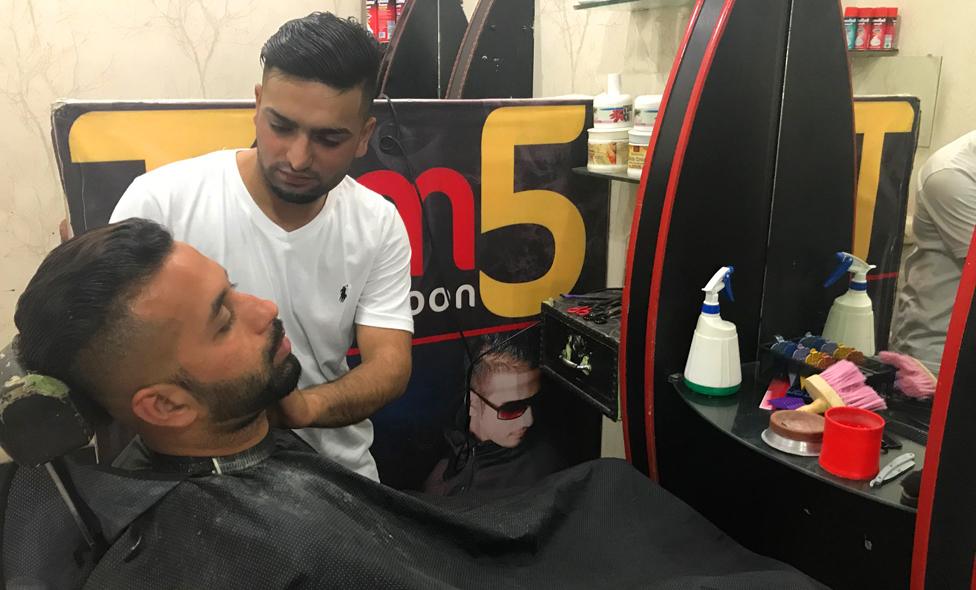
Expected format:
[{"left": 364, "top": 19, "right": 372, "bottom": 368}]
[
  {"left": 259, "top": 161, "right": 345, "bottom": 205},
  {"left": 180, "top": 320, "right": 302, "bottom": 431}
]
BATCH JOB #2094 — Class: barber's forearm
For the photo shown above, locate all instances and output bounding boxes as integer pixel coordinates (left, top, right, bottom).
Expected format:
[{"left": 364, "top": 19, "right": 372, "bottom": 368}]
[{"left": 302, "top": 357, "right": 410, "bottom": 427}]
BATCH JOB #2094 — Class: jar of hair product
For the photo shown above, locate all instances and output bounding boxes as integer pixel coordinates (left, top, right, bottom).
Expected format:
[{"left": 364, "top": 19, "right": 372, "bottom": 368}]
[
  {"left": 593, "top": 73, "right": 633, "bottom": 130},
  {"left": 633, "top": 94, "right": 662, "bottom": 132},
  {"left": 627, "top": 129, "right": 653, "bottom": 179},
  {"left": 588, "top": 128, "right": 629, "bottom": 173}
]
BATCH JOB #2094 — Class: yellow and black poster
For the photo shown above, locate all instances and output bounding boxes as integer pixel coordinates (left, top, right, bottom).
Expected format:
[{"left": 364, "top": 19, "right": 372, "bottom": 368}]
[
  {"left": 52, "top": 98, "right": 609, "bottom": 489},
  {"left": 853, "top": 96, "right": 921, "bottom": 348}
]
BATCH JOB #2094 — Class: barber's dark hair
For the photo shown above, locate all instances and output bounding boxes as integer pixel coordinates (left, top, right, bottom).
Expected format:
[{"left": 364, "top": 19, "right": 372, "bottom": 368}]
[
  {"left": 14, "top": 219, "right": 174, "bottom": 411},
  {"left": 260, "top": 12, "right": 380, "bottom": 113}
]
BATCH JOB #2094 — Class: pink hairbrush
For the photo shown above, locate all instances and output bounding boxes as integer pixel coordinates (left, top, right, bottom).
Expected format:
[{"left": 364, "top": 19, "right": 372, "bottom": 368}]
[{"left": 877, "top": 351, "right": 936, "bottom": 400}]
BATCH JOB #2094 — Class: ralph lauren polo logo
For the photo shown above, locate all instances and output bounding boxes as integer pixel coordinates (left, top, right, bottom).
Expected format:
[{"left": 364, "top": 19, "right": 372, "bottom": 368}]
[{"left": 339, "top": 284, "right": 349, "bottom": 303}]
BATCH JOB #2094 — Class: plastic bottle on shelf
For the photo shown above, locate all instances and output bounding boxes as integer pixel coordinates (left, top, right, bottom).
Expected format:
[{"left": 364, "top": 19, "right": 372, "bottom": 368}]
[
  {"left": 387, "top": 0, "right": 398, "bottom": 39},
  {"left": 377, "top": 0, "right": 394, "bottom": 43},
  {"left": 854, "top": 8, "right": 871, "bottom": 50},
  {"left": 869, "top": 8, "right": 886, "bottom": 51},
  {"left": 683, "top": 266, "right": 741, "bottom": 396},
  {"left": 843, "top": 7, "right": 859, "bottom": 50},
  {"left": 822, "top": 252, "right": 877, "bottom": 355},
  {"left": 593, "top": 73, "right": 633, "bottom": 130},
  {"left": 366, "top": 0, "right": 379, "bottom": 39},
  {"left": 883, "top": 7, "right": 899, "bottom": 50}
]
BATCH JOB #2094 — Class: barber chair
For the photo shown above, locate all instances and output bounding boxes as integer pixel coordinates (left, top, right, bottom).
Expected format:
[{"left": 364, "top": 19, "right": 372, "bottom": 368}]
[{"left": 0, "top": 340, "right": 103, "bottom": 589}]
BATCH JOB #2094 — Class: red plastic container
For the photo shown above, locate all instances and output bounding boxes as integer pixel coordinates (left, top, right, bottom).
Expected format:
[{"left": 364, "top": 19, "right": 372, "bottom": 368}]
[{"left": 819, "top": 407, "right": 885, "bottom": 480}]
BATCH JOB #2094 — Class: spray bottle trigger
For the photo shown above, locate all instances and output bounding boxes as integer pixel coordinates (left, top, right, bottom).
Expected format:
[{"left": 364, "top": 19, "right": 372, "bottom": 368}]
[
  {"left": 824, "top": 252, "right": 854, "bottom": 288},
  {"left": 723, "top": 266, "right": 735, "bottom": 302}
]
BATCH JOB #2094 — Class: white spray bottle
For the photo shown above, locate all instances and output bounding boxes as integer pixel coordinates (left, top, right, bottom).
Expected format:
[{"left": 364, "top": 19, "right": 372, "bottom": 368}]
[
  {"left": 822, "top": 251, "right": 876, "bottom": 355},
  {"left": 683, "top": 266, "right": 741, "bottom": 396}
]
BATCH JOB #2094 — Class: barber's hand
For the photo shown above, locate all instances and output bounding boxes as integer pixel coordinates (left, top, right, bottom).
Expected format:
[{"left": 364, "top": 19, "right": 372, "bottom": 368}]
[
  {"left": 59, "top": 219, "right": 73, "bottom": 244},
  {"left": 273, "top": 388, "right": 319, "bottom": 429}
]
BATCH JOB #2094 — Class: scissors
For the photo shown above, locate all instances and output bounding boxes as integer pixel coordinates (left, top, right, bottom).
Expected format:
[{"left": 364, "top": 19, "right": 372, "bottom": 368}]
[
  {"left": 588, "top": 303, "right": 622, "bottom": 324},
  {"left": 567, "top": 306, "right": 592, "bottom": 317}
]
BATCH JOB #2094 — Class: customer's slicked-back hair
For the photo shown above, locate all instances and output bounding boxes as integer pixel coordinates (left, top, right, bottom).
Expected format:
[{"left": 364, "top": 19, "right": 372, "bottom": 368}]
[
  {"left": 14, "top": 219, "right": 174, "bottom": 413},
  {"left": 260, "top": 12, "right": 380, "bottom": 115}
]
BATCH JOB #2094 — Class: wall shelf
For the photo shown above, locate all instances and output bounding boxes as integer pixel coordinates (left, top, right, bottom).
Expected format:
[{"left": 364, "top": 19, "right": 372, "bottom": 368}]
[
  {"left": 572, "top": 166, "right": 640, "bottom": 184},
  {"left": 849, "top": 49, "right": 899, "bottom": 57}
]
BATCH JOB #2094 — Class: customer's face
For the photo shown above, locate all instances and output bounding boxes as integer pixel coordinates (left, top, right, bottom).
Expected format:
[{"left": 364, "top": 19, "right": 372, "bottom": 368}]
[
  {"left": 469, "top": 364, "right": 540, "bottom": 448},
  {"left": 253, "top": 70, "right": 375, "bottom": 204},
  {"left": 131, "top": 242, "right": 300, "bottom": 427}
]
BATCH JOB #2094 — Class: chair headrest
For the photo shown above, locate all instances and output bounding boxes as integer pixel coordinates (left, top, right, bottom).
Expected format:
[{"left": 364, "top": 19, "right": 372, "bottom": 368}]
[{"left": 1, "top": 341, "right": 94, "bottom": 467}]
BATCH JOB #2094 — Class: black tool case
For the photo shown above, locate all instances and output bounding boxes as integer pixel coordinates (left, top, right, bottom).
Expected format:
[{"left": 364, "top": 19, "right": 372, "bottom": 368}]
[{"left": 540, "top": 297, "right": 621, "bottom": 420}]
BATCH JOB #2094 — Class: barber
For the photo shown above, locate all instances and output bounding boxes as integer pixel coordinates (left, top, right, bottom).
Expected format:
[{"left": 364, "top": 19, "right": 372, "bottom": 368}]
[
  {"left": 110, "top": 12, "right": 412, "bottom": 481},
  {"left": 890, "top": 130, "right": 976, "bottom": 376}
]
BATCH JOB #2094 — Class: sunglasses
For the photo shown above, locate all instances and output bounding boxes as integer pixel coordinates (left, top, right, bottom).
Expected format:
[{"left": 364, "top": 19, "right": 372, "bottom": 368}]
[{"left": 470, "top": 389, "right": 540, "bottom": 420}]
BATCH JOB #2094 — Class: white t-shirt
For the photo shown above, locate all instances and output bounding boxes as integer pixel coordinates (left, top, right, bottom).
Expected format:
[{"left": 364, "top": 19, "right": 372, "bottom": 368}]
[
  {"left": 111, "top": 149, "right": 414, "bottom": 480},
  {"left": 890, "top": 131, "right": 976, "bottom": 374}
]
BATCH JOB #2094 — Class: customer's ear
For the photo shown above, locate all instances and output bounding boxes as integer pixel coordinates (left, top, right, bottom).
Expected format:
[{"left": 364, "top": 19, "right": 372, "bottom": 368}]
[{"left": 131, "top": 383, "right": 199, "bottom": 428}]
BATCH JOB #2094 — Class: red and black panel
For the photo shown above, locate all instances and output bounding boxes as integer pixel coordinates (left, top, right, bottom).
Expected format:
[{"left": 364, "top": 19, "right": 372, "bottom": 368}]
[
  {"left": 620, "top": 0, "right": 735, "bottom": 479},
  {"left": 378, "top": 0, "right": 468, "bottom": 99},
  {"left": 445, "top": 0, "right": 534, "bottom": 99},
  {"left": 911, "top": 232, "right": 976, "bottom": 589},
  {"left": 759, "top": 0, "right": 857, "bottom": 343},
  {"left": 621, "top": 0, "right": 857, "bottom": 482}
]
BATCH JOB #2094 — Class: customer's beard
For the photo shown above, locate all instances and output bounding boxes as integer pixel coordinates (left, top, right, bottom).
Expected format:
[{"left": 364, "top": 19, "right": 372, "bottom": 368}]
[
  {"left": 204, "top": 357, "right": 301, "bottom": 431},
  {"left": 180, "top": 320, "right": 302, "bottom": 431}
]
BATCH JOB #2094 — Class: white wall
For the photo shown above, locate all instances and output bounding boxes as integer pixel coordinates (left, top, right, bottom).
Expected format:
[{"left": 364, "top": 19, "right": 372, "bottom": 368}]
[
  {"left": 536, "top": 0, "right": 690, "bottom": 97},
  {"left": 0, "top": 0, "right": 361, "bottom": 344},
  {"left": 847, "top": 0, "right": 976, "bottom": 206},
  {"left": 837, "top": 2, "right": 976, "bottom": 297},
  {"left": 2, "top": 0, "right": 970, "bottom": 348}
]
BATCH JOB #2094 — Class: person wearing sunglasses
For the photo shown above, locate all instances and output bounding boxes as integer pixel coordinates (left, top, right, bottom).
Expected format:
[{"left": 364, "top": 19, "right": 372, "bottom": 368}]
[
  {"left": 424, "top": 333, "right": 566, "bottom": 496},
  {"left": 468, "top": 346, "right": 540, "bottom": 448}
]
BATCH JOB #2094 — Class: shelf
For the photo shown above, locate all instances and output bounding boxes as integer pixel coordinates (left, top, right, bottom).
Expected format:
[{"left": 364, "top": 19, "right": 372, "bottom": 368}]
[
  {"left": 672, "top": 362, "right": 926, "bottom": 513},
  {"left": 572, "top": 166, "right": 640, "bottom": 184},
  {"left": 849, "top": 49, "right": 899, "bottom": 57},
  {"left": 574, "top": 0, "right": 692, "bottom": 9}
]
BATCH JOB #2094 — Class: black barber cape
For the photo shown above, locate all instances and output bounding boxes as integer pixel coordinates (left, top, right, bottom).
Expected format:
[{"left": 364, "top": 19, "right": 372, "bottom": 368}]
[
  {"left": 424, "top": 429, "right": 568, "bottom": 496},
  {"left": 66, "top": 430, "right": 825, "bottom": 589}
]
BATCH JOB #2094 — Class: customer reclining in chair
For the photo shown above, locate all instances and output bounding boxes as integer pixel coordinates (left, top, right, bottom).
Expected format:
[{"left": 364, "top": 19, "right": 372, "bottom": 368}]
[{"left": 12, "top": 218, "right": 825, "bottom": 590}]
